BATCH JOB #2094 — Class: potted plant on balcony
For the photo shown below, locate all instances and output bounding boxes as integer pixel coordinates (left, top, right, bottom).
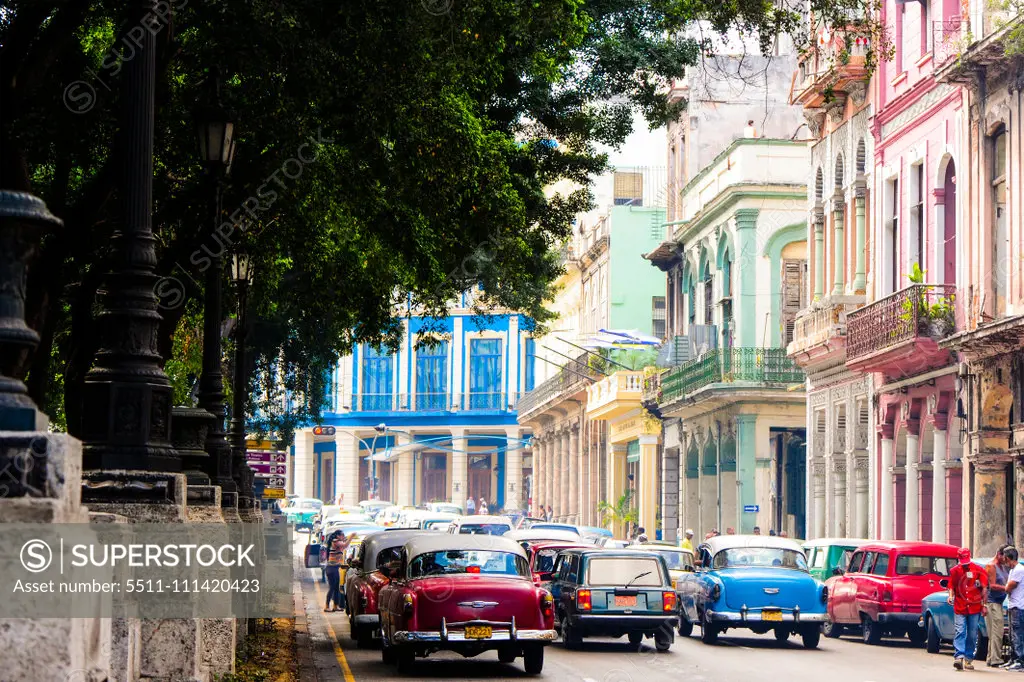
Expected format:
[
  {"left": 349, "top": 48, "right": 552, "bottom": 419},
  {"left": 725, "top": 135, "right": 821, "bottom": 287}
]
[{"left": 900, "top": 263, "right": 956, "bottom": 340}]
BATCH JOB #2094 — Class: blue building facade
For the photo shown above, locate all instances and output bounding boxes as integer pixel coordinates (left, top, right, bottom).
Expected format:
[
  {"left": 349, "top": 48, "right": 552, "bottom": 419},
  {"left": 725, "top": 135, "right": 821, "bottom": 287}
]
[{"left": 291, "top": 295, "right": 536, "bottom": 512}]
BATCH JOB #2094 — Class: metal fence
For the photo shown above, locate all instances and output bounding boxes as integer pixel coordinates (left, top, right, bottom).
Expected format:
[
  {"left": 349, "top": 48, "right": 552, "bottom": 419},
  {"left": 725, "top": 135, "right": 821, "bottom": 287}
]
[
  {"left": 660, "top": 348, "right": 805, "bottom": 403},
  {"left": 517, "top": 351, "right": 602, "bottom": 419},
  {"left": 846, "top": 284, "right": 957, "bottom": 362}
]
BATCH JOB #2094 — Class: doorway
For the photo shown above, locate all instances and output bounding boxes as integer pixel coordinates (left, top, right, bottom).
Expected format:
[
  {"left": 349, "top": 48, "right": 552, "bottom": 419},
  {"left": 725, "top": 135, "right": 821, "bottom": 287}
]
[
  {"left": 468, "top": 455, "right": 493, "bottom": 507},
  {"left": 421, "top": 453, "right": 448, "bottom": 503}
]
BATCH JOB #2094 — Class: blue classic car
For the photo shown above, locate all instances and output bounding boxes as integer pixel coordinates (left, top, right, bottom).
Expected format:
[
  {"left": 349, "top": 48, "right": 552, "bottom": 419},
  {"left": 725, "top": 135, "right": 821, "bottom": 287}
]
[
  {"left": 919, "top": 559, "right": 1006, "bottom": 657},
  {"left": 677, "top": 536, "right": 827, "bottom": 648}
]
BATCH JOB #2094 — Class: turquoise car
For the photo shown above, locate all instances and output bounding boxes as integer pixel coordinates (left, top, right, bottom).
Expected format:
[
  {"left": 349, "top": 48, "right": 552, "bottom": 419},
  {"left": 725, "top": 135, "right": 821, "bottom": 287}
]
[
  {"left": 676, "top": 535, "right": 827, "bottom": 648},
  {"left": 803, "top": 538, "right": 869, "bottom": 583},
  {"left": 285, "top": 498, "right": 322, "bottom": 530}
]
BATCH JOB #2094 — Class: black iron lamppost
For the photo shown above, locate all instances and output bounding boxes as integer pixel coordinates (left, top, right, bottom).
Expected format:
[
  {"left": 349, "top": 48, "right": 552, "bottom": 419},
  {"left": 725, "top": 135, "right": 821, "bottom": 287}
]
[
  {"left": 194, "top": 80, "right": 237, "bottom": 489},
  {"left": 229, "top": 249, "right": 254, "bottom": 500}
]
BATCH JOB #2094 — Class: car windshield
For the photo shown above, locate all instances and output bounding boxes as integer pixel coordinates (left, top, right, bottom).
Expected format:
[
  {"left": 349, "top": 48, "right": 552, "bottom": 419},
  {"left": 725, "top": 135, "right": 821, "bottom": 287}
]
[
  {"left": 424, "top": 520, "right": 450, "bottom": 530},
  {"left": 647, "top": 549, "right": 692, "bottom": 570},
  {"left": 458, "top": 523, "right": 511, "bottom": 535},
  {"left": 297, "top": 500, "right": 322, "bottom": 511},
  {"left": 713, "top": 547, "right": 808, "bottom": 571},
  {"left": 586, "top": 557, "right": 665, "bottom": 587},
  {"left": 895, "top": 555, "right": 958, "bottom": 576},
  {"left": 534, "top": 548, "right": 561, "bottom": 574},
  {"left": 532, "top": 524, "right": 578, "bottom": 533},
  {"left": 409, "top": 550, "right": 529, "bottom": 578}
]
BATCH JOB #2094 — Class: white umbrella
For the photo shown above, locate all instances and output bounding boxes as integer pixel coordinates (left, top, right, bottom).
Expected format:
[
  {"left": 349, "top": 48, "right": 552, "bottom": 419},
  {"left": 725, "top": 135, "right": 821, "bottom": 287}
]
[{"left": 596, "top": 328, "right": 662, "bottom": 346}]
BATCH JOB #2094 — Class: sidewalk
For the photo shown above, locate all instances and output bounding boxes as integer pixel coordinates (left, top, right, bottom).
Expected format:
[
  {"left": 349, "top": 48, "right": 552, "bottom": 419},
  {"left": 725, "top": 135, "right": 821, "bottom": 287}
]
[{"left": 294, "top": 562, "right": 351, "bottom": 682}]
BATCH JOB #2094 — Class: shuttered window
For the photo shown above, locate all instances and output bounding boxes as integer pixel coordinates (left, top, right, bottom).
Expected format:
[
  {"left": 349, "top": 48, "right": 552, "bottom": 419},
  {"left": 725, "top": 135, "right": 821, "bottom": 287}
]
[{"left": 781, "top": 259, "right": 808, "bottom": 346}]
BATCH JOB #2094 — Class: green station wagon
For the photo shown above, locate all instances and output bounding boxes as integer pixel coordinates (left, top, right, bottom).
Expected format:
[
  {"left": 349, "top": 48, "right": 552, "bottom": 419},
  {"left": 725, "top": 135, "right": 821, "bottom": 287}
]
[{"left": 802, "top": 539, "right": 869, "bottom": 582}]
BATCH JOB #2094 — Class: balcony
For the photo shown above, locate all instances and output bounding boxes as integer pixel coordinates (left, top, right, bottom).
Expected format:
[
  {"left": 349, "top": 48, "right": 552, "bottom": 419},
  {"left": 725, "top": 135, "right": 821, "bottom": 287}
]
[
  {"left": 787, "top": 295, "right": 865, "bottom": 368},
  {"left": 346, "top": 392, "right": 520, "bottom": 413},
  {"left": 586, "top": 370, "right": 645, "bottom": 419},
  {"left": 933, "top": 16, "right": 965, "bottom": 67},
  {"left": 845, "top": 284, "right": 958, "bottom": 378},
  {"left": 792, "top": 26, "right": 871, "bottom": 109},
  {"left": 659, "top": 348, "right": 805, "bottom": 406},
  {"left": 518, "top": 351, "right": 603, "bottom": 422}
]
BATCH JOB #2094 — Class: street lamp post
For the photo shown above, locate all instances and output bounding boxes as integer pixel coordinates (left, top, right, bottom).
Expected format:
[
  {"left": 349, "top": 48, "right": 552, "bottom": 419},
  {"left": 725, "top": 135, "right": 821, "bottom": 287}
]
[
  {"left": 194, "top": 76, "right": 237, "bottom": 490},
  {"left": 229, "top": 250, "right": 254, "bottom": 502}
]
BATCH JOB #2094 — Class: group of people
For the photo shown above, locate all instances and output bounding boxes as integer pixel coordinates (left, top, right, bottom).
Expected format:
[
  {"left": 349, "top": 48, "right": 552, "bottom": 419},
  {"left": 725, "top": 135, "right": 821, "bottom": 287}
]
[
  {"left": 465, "top": 497, "right": 492, "bottom": 515},
  {"left": 947, "top": 544, "right": 1024, "bottom": 671}
]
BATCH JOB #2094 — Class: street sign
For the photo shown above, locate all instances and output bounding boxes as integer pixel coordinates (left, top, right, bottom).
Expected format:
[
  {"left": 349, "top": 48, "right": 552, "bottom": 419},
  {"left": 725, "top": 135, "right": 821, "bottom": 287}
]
[
  {"left": 260, "top": 476, "right": 286, "bottom": 488},
  {"left": 743, "top": 505, "right": 760, "bottom": 513},
  {"left": 264, "top": 488, "right": 286, "bottom": 499},
  {"left": 246, "top": 451, "right": 287, "bottom": 463},
  {"left": 249, "top": 463, "right": 287, "bottom": 475}
]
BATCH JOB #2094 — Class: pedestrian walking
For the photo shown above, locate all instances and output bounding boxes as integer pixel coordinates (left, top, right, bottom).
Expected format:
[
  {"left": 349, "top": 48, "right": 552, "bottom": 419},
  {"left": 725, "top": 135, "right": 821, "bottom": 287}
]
[
  {"left": 478, "top": 498, "right": 488, "bottom": 515},
  {"left": 323, "top": 531, "right": 348, "bottom": 612},
  {"left": 948, "top": 547, "right": 989, "bottom": 670},
  {"left": 753, "top": 526, "right": 761, "bottom": 536},
  {"left": 681, "top": 529, "right": 694, "bottom": 551},
  {"left": 1004, "top": 547, "right": 1024, "bottom": 670},
  {"left": 466, "top": 496, "right": 476, "bottom": 515},
  {"left": 985, "top": 546, "right": 1011, "bottom": 667},
  {"left": 725, "top": 527, "right": 735, "bottom": 535},
  {"left": 545, "top": 505, "right": 554, "bottom": 521}
]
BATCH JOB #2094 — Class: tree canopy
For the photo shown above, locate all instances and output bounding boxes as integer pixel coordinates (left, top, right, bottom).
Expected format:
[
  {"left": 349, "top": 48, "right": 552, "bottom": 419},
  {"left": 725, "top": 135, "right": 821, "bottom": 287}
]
[{"left": 0, "top": 0, "right": 874, "bottom": 443}]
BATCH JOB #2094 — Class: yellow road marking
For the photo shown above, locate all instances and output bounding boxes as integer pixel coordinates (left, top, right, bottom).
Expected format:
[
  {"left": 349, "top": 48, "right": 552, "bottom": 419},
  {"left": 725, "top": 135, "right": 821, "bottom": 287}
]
[{"left": 313, "top": 578, "right": 357, "bottom": 682}]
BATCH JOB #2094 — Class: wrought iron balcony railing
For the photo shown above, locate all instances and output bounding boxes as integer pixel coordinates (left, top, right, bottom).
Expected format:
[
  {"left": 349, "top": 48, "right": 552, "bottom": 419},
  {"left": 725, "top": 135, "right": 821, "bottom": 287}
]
[
  {"left": 517, "top": 351, "right": 602, "bottom": 419},
  {"left": 343, "top": 392, "right": 519, "bottom": 413},
  {"left": 846, "top": 284, "right": 958, "bottom": 362},
  {"left": 787, "top": 296, "right": 864, "bottom": 357},
  {"left": 660, "top": 348, "right": 804, "bottom": 404},
  {"left": 934, "top": 16, "right": 964, "bottom": 66}
]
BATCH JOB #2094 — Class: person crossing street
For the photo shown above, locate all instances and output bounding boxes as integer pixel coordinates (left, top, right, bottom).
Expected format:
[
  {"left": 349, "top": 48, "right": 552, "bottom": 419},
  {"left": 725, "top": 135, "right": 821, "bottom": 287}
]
[{"left": 948, "top": 547, "right": 989, "bottom": 671}]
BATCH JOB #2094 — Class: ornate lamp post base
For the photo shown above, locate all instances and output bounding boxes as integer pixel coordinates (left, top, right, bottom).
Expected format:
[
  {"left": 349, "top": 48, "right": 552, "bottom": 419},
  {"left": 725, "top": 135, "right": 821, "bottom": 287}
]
[{"left": 171, "top": 406, "right": 216, "bottom": 485}]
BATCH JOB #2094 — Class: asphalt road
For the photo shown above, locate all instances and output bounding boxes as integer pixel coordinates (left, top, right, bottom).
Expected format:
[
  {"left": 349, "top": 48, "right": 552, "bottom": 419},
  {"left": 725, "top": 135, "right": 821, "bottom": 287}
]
[{"left": 292, "top": 542, "right": 1006, "bottom": 682}]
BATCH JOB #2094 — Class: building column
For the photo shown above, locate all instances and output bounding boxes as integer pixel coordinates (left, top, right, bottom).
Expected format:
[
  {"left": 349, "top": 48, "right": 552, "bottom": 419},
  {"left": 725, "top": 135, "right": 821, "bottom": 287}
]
[
  {"left": 505, "top": 426, "right": 522, "bottom": 512},
  {"left": 845, "top": 450, "right": 857, "bottom": 537},
  {"left": 609, "top": 443, "right": 629, "bottom": 536},
  {"left": 973, "top": 459, "right": 1009, "bottom": 557},
  {"left": 450, "top": 427, "right": 467, "bottom": 510},
  {"left": 551, "top": 431, "right": 562, "bottom": 519},
  {"left": 735, "top": 414, "right": 758, "bottom": 534},
  {"left": 734, "top": 209, "right": 759, "bottom": 347},
  {"left": 812, "top": 459, "right": 826, "bottom": 539},
  {"left": 833, "top": 459, "right": 847, "bottom": 537},
  {"left": 931, "top": 417, "right": 948, "bottom": 544},
  {"left": 813, "top": 209, "right": 825, "bottom": 300},
  {"left": 573, "top": 425, "right": 581, "bottom": 520},
  {"left": 853, "top": 179, "right": 867, "bottom": 292},
  {"left": 879, "top": 425, "right": 895, "bottom": 540},
  {"left": 854, "top": 455, "right": 870, "bottom": 538},
  {"left": 545, "top": 435, "right": 555, "bottom": 515},
  {"left": 905, "top": 426, "right": 920, "bottom": 541},
  {"left": 832, "top": 191, "right": 846, "bottom": 296},
  {"left": 662, "top": 446, "right": 680, "bottom": 544},
  {"left": 638, "top": 434, "right": 660, "bottom": 537},
  {"left": 396, "top": 451, "right": 414, "bottom": 507},
  {"left": 293, "top": 428, "right": 315, "bottom": 499},
  {"left": 560, "top": 429, "right": 571, "bottom": 521},
  {"left": 334, "top": 430, "right": 360, "bottom": 506}
]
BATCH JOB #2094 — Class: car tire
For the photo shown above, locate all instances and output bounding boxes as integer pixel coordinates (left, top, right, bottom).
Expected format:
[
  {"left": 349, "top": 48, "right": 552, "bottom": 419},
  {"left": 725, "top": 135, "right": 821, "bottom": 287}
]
[
  {"left": 561, "top": 618, "right": 582, "bottom": 649},
  {"left": 802, "top": 627, "right": 821, "bottom": 650},
  {"left": 861, "top": 614, "right": 882, "bottom": 645},
  {"left": 394, "top": 647, "right": 415, "bottom": 674},
  {"left": 523, "top": 645, "right": 545, "bottom": 675},
  {"left": 498, "top": 648, "right": 517, "bottom": 663},
  {"left": 654, "top": 629, "right": 672, "bottom": 652},
  {"left": 907, "top": 625, "right": 927, "bottom": 647},
  {"left": 628, "top": 632, "right": 644, "bottom": 646},
  {"left": 356, "top": 626, "right": 374, "bottom": 649},
  {"left": 823, "top": 617, "right": 843, "bottom": 639},
  {"left": 348, "top": 615, "right": 358, "bottom": 640},
  {"left": 381, "top": 641, "right": 396, "bottom": 665},
  {"left": 700, "top": 622, "right": 719, "bottom": 645},
  {"left": 925, "top": 617, "right": 941, "bottom": 654},
  {"left": 774, "top": 627, "right": 790, "bottom": 643},
  {"left": 678, "top": 617, "right": 694, "bottom": 638}
]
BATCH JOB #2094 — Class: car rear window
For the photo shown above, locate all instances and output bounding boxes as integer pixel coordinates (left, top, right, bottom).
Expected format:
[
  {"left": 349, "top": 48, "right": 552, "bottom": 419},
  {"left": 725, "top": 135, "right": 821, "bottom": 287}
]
[
  {"left": 896, "top": 555, "right": 957, "bottom": 576},
  {"left": 409, "top": 550, "right": 529, "bottom": 578},
  {"left": 423, "top": 520, "right": 449, "bottom": 530},
  {"left": 586, "top": 557, "right": 665, "bottom": 587},
  {"left": 712, "top": 548, "right": 809, "bottom": 571},
  {"left": 535, "top": 548, "right": 560, "bottom": 573},
  {"left": 647, "top": 549, "right": 693, "bottom": 570},
  {"left": 458, "top": 523, "right": 512, "bottom": 535}
]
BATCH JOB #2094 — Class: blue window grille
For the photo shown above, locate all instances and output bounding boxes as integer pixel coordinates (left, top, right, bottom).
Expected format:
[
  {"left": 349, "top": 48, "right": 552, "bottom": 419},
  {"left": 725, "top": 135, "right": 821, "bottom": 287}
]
[
  {"left": 361, "top": 345, "right": 393, "bottom": 411},
  {"left": 416, "top": 342, "right": 448, "bottom": 410},
  {"left": 469, "top": 338, "right": 503, "bottom": 409},
  {"left": 524, "top": 338, "right": 536, "bottom": 392}
]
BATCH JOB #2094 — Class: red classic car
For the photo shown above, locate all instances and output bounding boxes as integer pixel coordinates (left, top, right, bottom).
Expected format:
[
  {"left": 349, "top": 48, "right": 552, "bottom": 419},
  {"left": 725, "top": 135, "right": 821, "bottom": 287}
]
[
  {"left": 344, "top": 529, "right": 423, "bottom": 647},
  {"left": 826, "top": 540, "right": 960, "bottom": 645},
  {"left": 378, "top": 534, "right": 557, "bottom": 674}
]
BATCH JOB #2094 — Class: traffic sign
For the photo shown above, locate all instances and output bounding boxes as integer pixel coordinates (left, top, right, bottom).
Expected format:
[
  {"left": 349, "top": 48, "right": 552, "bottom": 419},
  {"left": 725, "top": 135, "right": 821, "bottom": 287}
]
[
  {"left": 249, "top": 463, "right": 287, "bottom": 475},
  {"left": 743, "top": 505, "right": 760, "bottom": 513},
  {"left": 246, "top": 451, "right": 286, "bottom": 463},
  {"left": 264, "top": 488, "right": 286, "bottom": 499},
  {"left": 262, "top": 476, "right": 286, "bottom": 488}
]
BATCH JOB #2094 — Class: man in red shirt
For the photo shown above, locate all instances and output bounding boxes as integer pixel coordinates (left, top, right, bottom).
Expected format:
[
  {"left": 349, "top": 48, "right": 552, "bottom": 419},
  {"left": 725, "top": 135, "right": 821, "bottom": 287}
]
[{"left": 948, "top": 547, "right": 989, "bottom": 670}]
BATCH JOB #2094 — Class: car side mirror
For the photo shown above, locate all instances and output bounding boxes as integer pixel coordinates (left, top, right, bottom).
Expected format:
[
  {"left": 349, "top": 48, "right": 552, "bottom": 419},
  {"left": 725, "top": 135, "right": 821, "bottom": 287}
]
[
  {"left": 940, "top": 579, "right": 949, "bottom": 588},
  {"left": 304, "top": 543, "right": 322, "bottom": 569},
  {"left": 832, "top": 567, "right": 844, "bottom": 576}
]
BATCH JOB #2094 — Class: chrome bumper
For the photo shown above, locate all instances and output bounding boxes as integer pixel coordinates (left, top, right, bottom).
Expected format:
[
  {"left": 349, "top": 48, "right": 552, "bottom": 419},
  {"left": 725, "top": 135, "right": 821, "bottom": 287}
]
[
  {"left": 354, "top": 614, "right": 379, "bottom": 626},
  {"left": 392, "top": 617, "right": 557, "bottom": 644},
  {"left": 707, "top": 608, "right": 827, "bottom": 624}
]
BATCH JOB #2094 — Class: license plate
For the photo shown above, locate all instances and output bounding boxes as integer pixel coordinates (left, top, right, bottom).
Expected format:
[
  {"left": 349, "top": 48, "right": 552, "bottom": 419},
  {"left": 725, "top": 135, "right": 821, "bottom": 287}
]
[
  {"left": 614, "top": 595, "right": 637, "bottom": 607},
  {"left": 465, "top": 626, "right": 492, "bottom": 639},
  {"left": 762, "top": 610, "right": 783, "bottom": 622}
]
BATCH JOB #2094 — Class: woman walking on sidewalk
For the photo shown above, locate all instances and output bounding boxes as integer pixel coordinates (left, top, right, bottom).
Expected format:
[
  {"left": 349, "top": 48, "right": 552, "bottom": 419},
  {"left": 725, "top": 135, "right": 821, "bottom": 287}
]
[{"left": 324, "top": 532, "right": 348, "bottom": 612}]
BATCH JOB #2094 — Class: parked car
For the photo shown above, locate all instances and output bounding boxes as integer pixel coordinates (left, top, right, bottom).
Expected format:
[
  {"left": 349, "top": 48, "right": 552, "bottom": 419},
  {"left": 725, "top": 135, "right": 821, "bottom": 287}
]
[
  {"left": 802, "top": 538, "right": 869, "bottom": 583},
  {"left": 377, "top": 534, "right": 557, "bottom": 674},
  {"left": 677, "top": 535, "right": 826, "bottom": 648},
  {"left": 528, "top": 523, "right": 583, "bottom": 538},
  {"left": 505, "top": 528, "right": 586, "bottom": 545},
  {"left": 447, "top": 515, "right": 515, "bottom": 536},
  {"left": 359, "top": 500, "right": 393, "bottom": 520},
  {"left": 516, "top": 516, "right": 547, "bottom": 530},
  {"left": 344, "top": 529, "right": 424, "bottom": 646},
  {"left": 520, "top": 541, "right": 594, "bottom": 584},
  {"left": 636, "top": 542, "right": 696, "bottom": 589},
  {"left": 825, "top": 540, "right": 959, "bottom": 645},
  {"left": 919, "top": 557, "right": 1006, "bottom": 656},
  {"left": 427, "top": 502, "right": 464, "bottom": 515},
  {"left": 416, "top": 512, "right": 459, "bottom": 531},
  {"left": 284, "top": 498, "right": 322, "bottom": 530},
  {"left": 550, "top": 548, "right": 678, "bottom": 651},
  {"left": 578, "top": 526, "right": 615, "bottom": 543},
  {"left": 596, "top": 538, "right": 631, "bottom": 549}
]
